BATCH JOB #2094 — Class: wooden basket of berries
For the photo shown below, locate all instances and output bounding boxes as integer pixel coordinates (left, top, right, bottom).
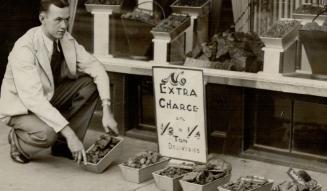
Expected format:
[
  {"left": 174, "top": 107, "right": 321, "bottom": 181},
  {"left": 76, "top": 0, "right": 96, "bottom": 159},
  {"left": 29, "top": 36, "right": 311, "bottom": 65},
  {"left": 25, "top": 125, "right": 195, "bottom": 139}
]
[
  {"left": 272, "top": 168, "right": 322, "bottom": 191},
  {"left": 179, "top": 159, "right": 232, "bottom": 191},
  {"left": 119, "top": 151, "right": 170, "bottom": 183},
  {"left": 218, "top": 176, "right": 274, "bottom": 191},
  {"left": 152, "top": 163, "right": 194, "bottom": 191},
  {"left": 82, "top": 134, "right": 124, "bottom": 173}
]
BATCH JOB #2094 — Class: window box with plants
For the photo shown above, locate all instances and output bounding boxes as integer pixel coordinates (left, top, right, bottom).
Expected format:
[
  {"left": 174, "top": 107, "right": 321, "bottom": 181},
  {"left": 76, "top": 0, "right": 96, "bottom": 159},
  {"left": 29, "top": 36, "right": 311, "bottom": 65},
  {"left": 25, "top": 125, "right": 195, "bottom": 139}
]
[
  {"left": 170, "top": 0, "right": 210, "bottom": 16},
  {"left": 260, "top": 20, "right": 301, "bottom": 50},
  {"left": 293, "top": 4, "right": 327, "bottom": 25},
  {"left": 151, "top": 13, "right": 190, "bottom": 40}
]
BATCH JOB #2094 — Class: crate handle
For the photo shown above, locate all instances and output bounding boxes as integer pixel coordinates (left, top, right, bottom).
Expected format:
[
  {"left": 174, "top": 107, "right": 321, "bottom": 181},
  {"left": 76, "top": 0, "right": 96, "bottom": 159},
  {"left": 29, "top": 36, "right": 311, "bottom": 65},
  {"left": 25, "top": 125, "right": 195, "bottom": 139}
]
[
  {"left": 122, "top": 0, "right": 166, "bottom": 19},
  {"left": 312, "top": 5, "right": 327, "bottom": 22}
]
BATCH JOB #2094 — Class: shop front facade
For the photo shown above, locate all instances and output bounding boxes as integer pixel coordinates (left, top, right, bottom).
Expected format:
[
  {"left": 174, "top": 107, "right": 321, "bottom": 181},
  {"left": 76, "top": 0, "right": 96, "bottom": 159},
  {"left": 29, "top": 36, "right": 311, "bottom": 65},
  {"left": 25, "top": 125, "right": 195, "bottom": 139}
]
[
  {"left": 1, "top": 0, "right": 327, "bottom": 172},
  {"left": 70, "top": 0, "right": 327, "bottom": 172}
]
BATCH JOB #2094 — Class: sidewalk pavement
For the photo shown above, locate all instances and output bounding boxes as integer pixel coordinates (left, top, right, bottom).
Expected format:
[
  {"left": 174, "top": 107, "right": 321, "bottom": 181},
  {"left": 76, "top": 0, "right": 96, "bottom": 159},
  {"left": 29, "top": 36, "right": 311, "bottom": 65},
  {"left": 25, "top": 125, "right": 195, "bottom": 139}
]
[{"left": 0, "top": 125, "right": 327, "bottom": 191}]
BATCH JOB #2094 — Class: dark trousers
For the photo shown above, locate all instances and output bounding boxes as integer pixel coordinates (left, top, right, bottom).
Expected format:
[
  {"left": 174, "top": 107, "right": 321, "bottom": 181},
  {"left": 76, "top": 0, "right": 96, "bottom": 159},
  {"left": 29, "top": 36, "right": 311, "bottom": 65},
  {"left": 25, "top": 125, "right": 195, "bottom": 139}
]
[{"left": 9, "top": 76, "right": 99, "bottom": 158}]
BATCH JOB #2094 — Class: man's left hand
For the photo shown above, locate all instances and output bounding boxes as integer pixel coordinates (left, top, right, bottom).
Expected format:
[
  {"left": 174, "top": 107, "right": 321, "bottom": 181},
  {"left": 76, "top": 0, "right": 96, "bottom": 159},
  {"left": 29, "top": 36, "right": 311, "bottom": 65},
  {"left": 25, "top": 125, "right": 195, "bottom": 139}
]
[{"left": 102, "top": 106, "right": 118, "bottom": 135}]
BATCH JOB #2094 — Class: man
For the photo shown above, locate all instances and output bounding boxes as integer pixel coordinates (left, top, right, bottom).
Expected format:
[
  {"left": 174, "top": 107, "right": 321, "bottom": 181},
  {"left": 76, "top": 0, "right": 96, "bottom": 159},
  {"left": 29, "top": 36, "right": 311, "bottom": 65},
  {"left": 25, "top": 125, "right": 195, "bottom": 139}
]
[{"left": 0, "top": 0, "right": 118, "bottom": 165}]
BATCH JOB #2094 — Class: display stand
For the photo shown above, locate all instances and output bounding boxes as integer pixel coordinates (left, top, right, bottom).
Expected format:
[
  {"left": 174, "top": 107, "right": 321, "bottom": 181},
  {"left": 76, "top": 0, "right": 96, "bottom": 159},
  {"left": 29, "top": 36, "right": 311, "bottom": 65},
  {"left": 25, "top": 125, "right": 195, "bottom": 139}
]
[
  {"left": 260, "top": 22, "right": 300, "bottom": 76},
  {"left": 261, "top": 41, "right": 298, "bottom": 76},
  {"left": 85, "top": 4, "right": 120, "bottom": 57},
  {"left": 292, "top": 13, "right": 327, "bottom": 73},
  {"left": 170, "top": 0, "right": 210, "bottom": 54},
  {"left": 152, "top": 36, "right": 171, "bottom": 65}
]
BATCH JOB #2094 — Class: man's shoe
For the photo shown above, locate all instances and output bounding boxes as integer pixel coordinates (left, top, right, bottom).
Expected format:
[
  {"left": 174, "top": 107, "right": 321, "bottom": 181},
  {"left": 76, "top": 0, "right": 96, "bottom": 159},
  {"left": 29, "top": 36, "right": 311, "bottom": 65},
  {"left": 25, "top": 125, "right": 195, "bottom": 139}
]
[
  {"left": 51, "top": 143, "right": 74, "bottom": 160},
  {"left": 8, "top": 130, "right": 30, "bottom": 164}
]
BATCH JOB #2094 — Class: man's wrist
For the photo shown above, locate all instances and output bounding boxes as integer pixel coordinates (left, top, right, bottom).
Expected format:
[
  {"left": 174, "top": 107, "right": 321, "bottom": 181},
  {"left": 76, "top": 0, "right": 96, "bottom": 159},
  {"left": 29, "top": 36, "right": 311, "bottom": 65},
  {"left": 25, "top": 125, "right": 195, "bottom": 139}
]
[
  {"left": 60, "top": 125, "right": 75, "bottom": 139},
  {"left": 101, "top": 99, "right": 111, "bottom": 108}
]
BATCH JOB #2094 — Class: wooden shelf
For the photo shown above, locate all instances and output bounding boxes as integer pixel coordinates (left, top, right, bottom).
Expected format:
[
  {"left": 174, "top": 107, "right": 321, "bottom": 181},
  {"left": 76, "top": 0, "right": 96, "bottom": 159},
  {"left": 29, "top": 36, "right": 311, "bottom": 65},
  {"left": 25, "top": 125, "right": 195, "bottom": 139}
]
[{"left": 98, "top": 55, "right": 327, "bottom": 98}]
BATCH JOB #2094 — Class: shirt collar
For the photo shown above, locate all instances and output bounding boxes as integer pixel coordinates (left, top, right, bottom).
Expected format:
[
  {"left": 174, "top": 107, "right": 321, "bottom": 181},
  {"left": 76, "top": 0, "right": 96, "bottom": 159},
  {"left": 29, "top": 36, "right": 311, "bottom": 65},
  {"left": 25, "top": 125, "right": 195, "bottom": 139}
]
[{"left": 41, "top": 29, "right": 60, "bottom": 55}]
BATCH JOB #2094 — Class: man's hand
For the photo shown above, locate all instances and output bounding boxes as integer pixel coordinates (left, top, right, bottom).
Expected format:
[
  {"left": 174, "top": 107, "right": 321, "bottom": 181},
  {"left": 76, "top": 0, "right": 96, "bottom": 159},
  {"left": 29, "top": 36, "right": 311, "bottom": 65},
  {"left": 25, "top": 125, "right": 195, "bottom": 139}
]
[
  {"left": 60, "top": 126, "right": 87, "bottom": 165},
  {"left": 102, "top": 105, "right": 118, "bottom": 135}
]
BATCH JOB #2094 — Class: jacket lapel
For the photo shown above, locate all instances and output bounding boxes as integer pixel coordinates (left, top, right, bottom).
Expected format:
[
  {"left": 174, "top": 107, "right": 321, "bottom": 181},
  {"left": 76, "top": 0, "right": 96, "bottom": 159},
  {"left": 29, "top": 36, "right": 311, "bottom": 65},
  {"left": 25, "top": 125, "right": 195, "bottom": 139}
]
[
  {"left": 34, "top": 28, "right": 54, "bottom": 87},
  {"left": 60, "top": 34, "right": 77, "bottom": 77}
]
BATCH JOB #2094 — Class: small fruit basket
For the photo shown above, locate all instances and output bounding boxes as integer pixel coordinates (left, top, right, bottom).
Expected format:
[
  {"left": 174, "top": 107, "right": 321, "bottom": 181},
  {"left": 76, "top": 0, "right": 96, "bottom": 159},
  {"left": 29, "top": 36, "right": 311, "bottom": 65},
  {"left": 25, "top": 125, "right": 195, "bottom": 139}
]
[
  {"left": 119, "top": 151, "right": 170, "bottom": 183},
  {"left": 151, "top": 13, "right": 190, "bottom": 39},
  {"left": 179, "top": 159, "right": 232, "bottom": 191},
  {"left": 152, "top": 163, "right": 194, "bottom": 191},
  {"left": 170, "top": 0, "right": 210, "bottom": 16},
  {"left": 218, "top": 176, "right": 274, "bottom": 191},
  {"left": 272, "top": 168, "right": 322, "bottom": 191},
  {"left": 82, "top": 134, "right": 124, "bottom": 173},
  {"left": 260, "top": 20, "right": 301, "bottom": 49},
  {"left": 84, "top": 0, "right": 122, "bottom": 12}
]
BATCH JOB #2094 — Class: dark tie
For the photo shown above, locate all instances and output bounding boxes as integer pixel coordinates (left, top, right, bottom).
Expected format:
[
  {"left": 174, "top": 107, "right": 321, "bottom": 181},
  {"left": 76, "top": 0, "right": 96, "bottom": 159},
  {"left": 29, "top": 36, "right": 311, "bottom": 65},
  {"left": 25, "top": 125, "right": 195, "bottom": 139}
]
[{"left": 50, "top": 40, "right": 63, "bottom": 86}]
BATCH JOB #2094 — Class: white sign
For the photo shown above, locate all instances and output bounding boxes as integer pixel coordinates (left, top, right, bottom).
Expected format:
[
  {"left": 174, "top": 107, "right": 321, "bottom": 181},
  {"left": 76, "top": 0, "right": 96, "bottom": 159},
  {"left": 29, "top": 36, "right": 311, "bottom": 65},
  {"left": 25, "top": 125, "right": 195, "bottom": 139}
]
[{"left": 153, "top": 67, "right": 207, "bottom": 163}]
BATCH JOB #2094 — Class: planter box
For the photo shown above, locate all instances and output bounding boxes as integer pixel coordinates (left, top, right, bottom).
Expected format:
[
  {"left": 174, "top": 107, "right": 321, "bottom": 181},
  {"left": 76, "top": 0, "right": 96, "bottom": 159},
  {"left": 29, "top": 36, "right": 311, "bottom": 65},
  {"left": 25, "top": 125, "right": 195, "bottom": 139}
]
[
  {"left": 179, "top": 173, "right": 231, "bottom": 191},
  {"left": 218, "top": 178, "right": 274, "bottom": 191},
  {"left": 151, "top": 14, "right": 190, "bottom": 40},
  {"left": 152, "top": 167, "right": 191, "bottom": 191},
  {"left": 170, "top": 0, "right": 210, "bottom": 16},
  {"left": 82, "top": 137, "right": 124, "bottom": 173},
  {"left": 119, "top": 157, "right": 170, "bottom": 183},
  {"left": 292, "top": 5, "right": 327, "bottom": 25},
  {"left": 260, "top": 21, "right": 301, "bottom": 49},
  {"left": 85, "top": 4, "right": 121, "bottom": 13},
  {"left": 299, "top": 30, "right": 327, "bottom": 75},
  {"left": 121, "top": 17, "right": 155, "bottom": 60}
]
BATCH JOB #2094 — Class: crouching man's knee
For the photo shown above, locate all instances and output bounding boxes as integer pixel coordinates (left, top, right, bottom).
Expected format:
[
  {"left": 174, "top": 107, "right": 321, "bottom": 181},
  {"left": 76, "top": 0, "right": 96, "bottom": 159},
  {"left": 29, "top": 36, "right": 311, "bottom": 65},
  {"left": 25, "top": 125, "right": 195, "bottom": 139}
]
[{"left": 30, "top": 127, "right": 57, "bottom": 148}]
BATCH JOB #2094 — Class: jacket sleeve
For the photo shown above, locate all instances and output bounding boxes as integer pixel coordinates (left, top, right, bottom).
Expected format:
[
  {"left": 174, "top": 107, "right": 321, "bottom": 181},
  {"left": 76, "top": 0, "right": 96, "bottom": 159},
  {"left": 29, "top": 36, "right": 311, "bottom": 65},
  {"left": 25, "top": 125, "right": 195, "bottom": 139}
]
[
  {"left": 10, "top": 46, "right": 69, "bottom": 132},
  {"left": 74, "top": 40, "right": 110, "bottom": 100}
]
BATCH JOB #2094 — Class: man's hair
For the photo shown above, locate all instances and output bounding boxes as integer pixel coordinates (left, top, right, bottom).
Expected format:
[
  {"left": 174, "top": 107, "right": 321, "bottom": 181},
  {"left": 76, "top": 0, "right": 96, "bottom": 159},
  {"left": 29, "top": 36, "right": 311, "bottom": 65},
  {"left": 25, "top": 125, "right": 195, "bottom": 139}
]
[{"left": 40, "top": 0, "right": 70, "bottom": 12}]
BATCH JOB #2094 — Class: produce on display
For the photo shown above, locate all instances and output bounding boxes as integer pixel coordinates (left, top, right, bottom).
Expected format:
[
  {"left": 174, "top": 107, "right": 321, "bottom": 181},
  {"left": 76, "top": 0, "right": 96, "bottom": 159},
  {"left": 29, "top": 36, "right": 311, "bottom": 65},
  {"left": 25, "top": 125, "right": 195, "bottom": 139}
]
[
  {"left": 158, "top": 166, "right": 192, "bottom": 178},
  {"left": 262, "top": 20, "right": 301, "bottom": 38},
  {"left": 152, "top": 14, "right": 189, "bottom": 33},
  {"left": 193, "top": 31, "right": 264, "bottom": 72},
  {"left": 173, "top": 0, "right": 208, "bottom": 7},
  {"left": 221, "top": 176, "right": 270, "bottom": 191},
  {"left": 121, "top": 8, "right": 161, "bottom": 26},
  {"left": 181, "top": 159, "right": 231, "bottom": 185},
  {"left": 123, "top": 151, "right": 163, "bottom": 168},
  {"left": 273, "top": 169, "right": 320, "bottom": 191},
  {"left": 302, "top": 21, "right": 327, "bottom": 32},
  {"left": 86, "top": 134, "right": 120, "bottom": 164},
  {"left": 294, "top": 4, "right": 327, "bottom": 15},
  {"left": 85, "top": 0, "right": 121, "bottom": 5}
]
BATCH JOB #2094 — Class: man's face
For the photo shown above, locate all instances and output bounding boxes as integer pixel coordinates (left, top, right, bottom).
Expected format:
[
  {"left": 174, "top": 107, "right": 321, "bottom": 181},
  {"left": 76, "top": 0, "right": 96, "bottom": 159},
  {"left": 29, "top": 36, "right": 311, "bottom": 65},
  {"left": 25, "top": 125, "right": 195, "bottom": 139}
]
[{"left": 40, "top": 4, "right": 70, "bottom": 40}]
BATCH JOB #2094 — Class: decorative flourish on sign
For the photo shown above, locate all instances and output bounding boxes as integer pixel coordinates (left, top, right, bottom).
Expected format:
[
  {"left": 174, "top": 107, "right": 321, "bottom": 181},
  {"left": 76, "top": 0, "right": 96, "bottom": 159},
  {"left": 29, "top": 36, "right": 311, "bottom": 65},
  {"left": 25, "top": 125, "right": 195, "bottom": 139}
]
[{"left": 161, "top": 72, "right": 186, "bottom": 86}]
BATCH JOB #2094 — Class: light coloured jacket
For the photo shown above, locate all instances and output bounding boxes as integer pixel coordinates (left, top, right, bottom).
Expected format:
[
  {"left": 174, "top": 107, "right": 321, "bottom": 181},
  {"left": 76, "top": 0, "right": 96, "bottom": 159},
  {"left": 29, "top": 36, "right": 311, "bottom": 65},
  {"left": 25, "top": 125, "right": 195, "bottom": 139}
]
[{"left": 0, "top": 26, "right": 110, "bottom": 132}]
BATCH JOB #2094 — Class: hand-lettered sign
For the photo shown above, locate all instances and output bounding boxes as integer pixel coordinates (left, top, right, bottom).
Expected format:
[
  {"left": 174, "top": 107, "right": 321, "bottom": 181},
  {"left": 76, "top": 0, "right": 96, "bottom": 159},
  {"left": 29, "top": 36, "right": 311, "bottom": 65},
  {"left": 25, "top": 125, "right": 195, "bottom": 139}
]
[{"left": 153, "top": 67, "right": 207, "bottom": 163}]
